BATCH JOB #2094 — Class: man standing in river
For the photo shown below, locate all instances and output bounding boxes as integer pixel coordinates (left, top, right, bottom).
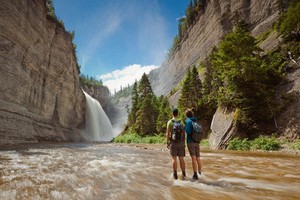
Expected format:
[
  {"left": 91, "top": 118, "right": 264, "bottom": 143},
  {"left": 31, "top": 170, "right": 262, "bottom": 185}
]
[
  {"left": 185, "top": 109, "right": 202, "bottom": 180},
  {"left": 166, "top": 108, "right": 186, "bottom": 180}
]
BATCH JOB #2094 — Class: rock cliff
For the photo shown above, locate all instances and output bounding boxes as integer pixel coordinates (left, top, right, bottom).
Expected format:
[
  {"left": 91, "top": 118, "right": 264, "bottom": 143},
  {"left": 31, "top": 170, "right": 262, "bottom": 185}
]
[
  {"left": 150, "top": 0, "right": 289, "bottom": 96},
  {"left": 0, "top": 0, "right": 85, "bottom": 145},
  {"left": 148, "top": 0, "right": 298, "bottom": 147}
]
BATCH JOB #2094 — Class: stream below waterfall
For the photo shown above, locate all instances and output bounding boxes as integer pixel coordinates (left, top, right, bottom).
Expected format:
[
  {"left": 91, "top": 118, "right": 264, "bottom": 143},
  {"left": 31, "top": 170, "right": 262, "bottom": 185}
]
[{"left": 0, "top": 143, "right": 299, "bottom": 200}]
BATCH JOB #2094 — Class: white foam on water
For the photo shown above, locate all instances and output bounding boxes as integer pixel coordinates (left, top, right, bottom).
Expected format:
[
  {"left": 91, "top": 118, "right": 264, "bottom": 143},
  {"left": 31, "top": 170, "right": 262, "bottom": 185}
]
[
  {"left": 0, "top": 190, "right": 16, "bottom": 200},
  {"left": 284, "top": 174, "right": 300, "bottom": 178},
  {"left": 218, "top": 177, "right": 300, "bottom": 192},
  {"left": 234, "top": 170, "right": 253, "bottom": 176}
]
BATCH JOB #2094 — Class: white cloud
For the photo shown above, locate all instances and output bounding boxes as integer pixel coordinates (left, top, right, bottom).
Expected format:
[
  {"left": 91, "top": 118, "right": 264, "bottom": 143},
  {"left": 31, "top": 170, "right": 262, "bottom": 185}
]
[{"left": 98, "top": 64, "right": 159, "bottom": 94}]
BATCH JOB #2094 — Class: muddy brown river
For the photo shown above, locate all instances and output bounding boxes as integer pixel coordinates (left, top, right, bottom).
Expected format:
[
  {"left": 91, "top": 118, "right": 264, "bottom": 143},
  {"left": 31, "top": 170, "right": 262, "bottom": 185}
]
[{"left": 0, "top": 143, "right": 299, "bottom": 200}]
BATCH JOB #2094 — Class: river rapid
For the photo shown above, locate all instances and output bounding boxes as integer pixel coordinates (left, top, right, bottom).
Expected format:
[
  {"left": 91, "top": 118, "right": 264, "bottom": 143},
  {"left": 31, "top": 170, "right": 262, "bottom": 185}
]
[{"left": 0, "top": 143, "right": 299, "bottom": 200}]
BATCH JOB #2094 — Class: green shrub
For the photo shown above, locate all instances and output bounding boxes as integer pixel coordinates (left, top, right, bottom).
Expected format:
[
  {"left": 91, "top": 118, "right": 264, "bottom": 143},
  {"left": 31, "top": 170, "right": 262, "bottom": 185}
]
[
  {"left": 200, "top": 139, "right": 209, "bottom": 148},
  {"left": 227, "top": 138, "right": 251, "bottom": 151},
  {"left": 251, "top": 135, "right": 281, "bottom": 151},
  {"left": 290, "top": 140, "right": 300, "bottom": 150}
]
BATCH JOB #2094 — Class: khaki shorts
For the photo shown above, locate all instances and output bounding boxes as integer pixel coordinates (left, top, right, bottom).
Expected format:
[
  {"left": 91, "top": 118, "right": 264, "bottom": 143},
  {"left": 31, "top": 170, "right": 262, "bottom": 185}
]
[
  {"left": 170, "top": 142, "right": 185, "bottom": 157},
  {"left": 187, "top": 142, "right": 200, "bottom": 157}
]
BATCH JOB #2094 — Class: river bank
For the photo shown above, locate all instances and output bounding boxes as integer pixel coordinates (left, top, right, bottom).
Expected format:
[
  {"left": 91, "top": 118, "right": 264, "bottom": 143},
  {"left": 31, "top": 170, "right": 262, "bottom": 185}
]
[{"left": 113, "top": 140, "right": 300, "bottom": 155}]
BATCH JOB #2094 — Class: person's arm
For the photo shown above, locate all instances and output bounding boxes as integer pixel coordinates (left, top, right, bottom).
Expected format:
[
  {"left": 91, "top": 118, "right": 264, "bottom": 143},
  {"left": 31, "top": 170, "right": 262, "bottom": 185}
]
[
  {"left": 166, "top": 121, "right": 170, "bottom": 148},
  {"left": 181, "top": 121, "right": 185, "bottom": 141}
]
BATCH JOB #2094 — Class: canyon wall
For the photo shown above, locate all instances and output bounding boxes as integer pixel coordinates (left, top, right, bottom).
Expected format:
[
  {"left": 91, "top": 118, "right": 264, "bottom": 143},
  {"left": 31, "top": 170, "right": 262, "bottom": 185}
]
[
  {"left": 149, "top": 0, "right": 299, "bottom": 145},
  {"left": 150, "top": 0, "right": 289, "bottom": 96},
  {"left": 0, "top": 0, "right": 85, "bottom": 144}
]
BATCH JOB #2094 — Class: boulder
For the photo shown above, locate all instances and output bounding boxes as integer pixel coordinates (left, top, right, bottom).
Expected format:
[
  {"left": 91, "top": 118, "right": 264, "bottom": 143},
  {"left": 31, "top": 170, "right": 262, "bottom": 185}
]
[{"left": 209, "top": 107, "right": 237, "bottom": 149}]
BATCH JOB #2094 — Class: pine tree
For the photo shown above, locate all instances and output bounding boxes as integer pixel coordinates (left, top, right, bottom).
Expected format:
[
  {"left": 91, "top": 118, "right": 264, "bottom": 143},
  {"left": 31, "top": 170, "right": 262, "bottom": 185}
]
[
  {"left": 199, "top": 61, "right": 218, "bottom": 120},
  {"left": 190, "top": 66, "right": 203, "bottom": 113},
  {"left": 135, "top": 73, "right": 157, "bottom": 135},
  {"left": 178, "top": 66, "right": 203, "bottom": 118},
  {"left": 128, "top": 81, "right": 139, "bottom": 126},
  {"left": 178, "top": 68, "right": 192, "bottom": 115},
  {"left": 210, "top": 21, "right": 279, "bottom": 125},
  {"left": 135, "top": 97, "right": 155, "bottom": 135},
  {"left": 156, "top": 96, "right": 172, "bottom": 134}
]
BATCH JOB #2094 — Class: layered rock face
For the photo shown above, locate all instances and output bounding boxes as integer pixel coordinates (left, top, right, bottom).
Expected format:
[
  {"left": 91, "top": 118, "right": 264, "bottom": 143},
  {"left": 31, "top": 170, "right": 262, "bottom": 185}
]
[
  {"left": 209, "top": 107, "right": 237, "bottom": 149},
  {"left": 277, "top": 65, "right": 300, "bottom": 140},
  {"left": 150, "top": 0, "right": 289, "bottom": 96},
  {"left": 0, "top": 0, "right": 85, "bottom": 144}
]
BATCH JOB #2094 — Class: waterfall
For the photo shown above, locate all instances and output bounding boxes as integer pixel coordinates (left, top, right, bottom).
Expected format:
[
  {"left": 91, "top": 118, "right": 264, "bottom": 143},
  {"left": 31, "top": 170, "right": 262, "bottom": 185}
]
[{"left": 82, "top": 91, "right": 114, "bottom": 141}]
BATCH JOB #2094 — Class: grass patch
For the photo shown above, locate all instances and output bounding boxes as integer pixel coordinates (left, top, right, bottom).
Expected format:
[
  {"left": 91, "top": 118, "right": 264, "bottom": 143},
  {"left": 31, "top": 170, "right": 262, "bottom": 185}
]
[
  {"left": 113, "top": 132, "right": 166, "bottom": 144},
  {"left": 227, "top": 135, "right": 281, "bottom": 151}
]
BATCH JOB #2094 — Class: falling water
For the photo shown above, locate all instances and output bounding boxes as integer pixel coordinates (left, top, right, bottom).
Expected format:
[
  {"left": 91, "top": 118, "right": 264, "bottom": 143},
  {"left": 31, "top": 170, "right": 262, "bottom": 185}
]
[{"left": 82, "top": 91, "right": 113, "bottom": 141}]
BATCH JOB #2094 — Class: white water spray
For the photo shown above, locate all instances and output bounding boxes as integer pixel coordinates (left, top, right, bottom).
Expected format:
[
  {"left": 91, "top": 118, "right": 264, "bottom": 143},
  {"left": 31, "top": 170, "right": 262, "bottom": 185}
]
[{"left": 82, "top": 91, "right": 113, "bottom": 141}]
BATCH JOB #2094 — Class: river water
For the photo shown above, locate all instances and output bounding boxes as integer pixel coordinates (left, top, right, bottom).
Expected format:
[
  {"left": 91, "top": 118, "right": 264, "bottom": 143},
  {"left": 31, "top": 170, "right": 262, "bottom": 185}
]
[{"left": 0, "top": 143, "right": 299, "bottom": 200}]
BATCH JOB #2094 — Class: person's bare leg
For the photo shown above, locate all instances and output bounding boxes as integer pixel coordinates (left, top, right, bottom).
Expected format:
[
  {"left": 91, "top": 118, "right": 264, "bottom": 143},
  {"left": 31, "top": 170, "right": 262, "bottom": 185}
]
[
  {"left": 191, "top": 156, "right": 198, "bottom": 180},
  {"left": 179, "top": 156, "right": 186, "bottom": 178},
  {"left": 191, "top": 156, "right": 197, "bottom": 172},
  {"left": 196, "top": 157, "right": 202, "bottom": 174},
  {"left": 172, "top": 156, "right": 178, "bottom": 179}
]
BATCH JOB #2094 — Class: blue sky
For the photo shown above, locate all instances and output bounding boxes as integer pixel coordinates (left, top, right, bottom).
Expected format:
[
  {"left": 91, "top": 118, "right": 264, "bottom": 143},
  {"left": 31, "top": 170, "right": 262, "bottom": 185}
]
[{"left": 53, "top": 0, "right": 189, "bottom": 93}]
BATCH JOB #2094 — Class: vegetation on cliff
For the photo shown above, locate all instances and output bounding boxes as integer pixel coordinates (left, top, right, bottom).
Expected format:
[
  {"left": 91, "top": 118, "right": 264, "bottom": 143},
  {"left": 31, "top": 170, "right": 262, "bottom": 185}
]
[
  {"left": 169, "top": 0, "right": 208, "bottom": 55},
  {"left": 175, "top": 21, "right": 284, "bottom": 133},
  {"left": 79, "top": 74, "right": 103, "bottom": 87},
  {"left": 45, "top": 0, "right": 80, "bottom": 70},
  {"left": 278, "top": 0, "right": 300, "bottom": 37},
  {"left": 208, "top": 22, "right": 284, "bottom": 127},
  {"left": 45, "top": 0, "right": 65, "bottom": 28},
  {"left": 277, "top": 0, "right": 300, "bottom": 59},
  {"left": 110, "top": 85, "right": 133, "bottom": 105}
]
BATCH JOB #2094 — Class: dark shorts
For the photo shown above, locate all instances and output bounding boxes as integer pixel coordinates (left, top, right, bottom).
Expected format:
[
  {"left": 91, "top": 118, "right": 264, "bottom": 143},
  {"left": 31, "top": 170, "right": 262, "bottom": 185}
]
[
  {"left": 187, "top": 142, "right": 200, "bottom": 157},
  {"left": 170, "top": 142, "right": 185, "bottom": 157}
]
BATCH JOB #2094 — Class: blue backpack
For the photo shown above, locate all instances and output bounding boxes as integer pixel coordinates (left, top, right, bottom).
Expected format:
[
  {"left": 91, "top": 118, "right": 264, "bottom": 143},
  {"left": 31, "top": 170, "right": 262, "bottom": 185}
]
[{"left": 171, "top": 120, "right": 182, "bottom": 142}]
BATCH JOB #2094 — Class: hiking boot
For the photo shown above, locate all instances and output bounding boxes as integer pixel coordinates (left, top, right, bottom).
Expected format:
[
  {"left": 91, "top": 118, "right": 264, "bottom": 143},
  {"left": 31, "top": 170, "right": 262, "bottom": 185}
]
[
  {"left": 173, "top": 172, "right": 178, "bottom": 180},
  {"left": 193, "top": 172, "right": 198, "bottom": 180},
  {"left": 192, "top": 174, "right": 198, "bottom": 180}
]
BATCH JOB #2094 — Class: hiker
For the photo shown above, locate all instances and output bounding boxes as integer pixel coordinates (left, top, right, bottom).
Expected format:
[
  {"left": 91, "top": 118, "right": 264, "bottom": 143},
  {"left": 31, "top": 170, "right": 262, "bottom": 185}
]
[
  {"left": 185, "top": 109, "right": 202, "bottom": 180},
  {"left": 166, "top": 108, "right": 186, "bottom": 180}
]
